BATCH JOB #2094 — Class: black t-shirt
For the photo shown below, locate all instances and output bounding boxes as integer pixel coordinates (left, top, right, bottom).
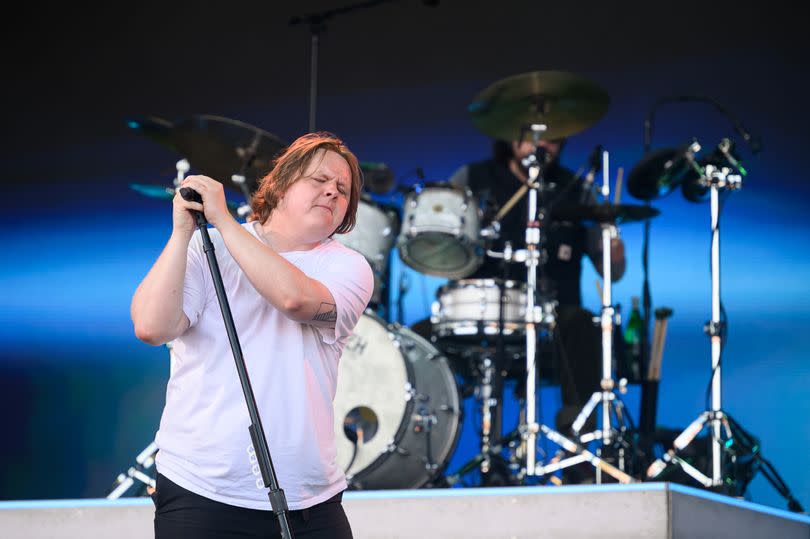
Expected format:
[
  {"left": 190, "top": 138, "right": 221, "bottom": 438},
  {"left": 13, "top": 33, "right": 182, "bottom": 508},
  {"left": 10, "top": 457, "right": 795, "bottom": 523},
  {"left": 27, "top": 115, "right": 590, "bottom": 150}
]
[{"left": 455, "top": 158, "right": 595, "bottom": 307}]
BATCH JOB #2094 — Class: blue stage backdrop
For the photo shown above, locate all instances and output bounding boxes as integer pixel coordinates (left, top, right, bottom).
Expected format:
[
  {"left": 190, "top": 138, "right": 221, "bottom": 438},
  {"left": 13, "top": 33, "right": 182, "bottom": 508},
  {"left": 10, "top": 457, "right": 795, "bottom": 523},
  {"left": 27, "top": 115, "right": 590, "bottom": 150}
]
[{"left": 0, "top": 6, "right": 807, "bottom": 514}]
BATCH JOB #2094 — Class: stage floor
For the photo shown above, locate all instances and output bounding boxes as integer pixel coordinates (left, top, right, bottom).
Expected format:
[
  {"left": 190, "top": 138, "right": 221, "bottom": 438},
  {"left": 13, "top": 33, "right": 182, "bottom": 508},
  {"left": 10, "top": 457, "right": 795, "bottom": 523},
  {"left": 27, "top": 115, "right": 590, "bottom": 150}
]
[{"left": 1, "top": 482, "right": 807, "bottom": 538}]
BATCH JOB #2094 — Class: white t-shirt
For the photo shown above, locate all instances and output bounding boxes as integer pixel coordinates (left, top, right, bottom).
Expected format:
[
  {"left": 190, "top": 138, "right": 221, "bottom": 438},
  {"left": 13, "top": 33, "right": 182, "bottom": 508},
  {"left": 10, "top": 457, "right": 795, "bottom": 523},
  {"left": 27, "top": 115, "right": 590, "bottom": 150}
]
[{"left": 155, "top": 221, "right": 374, "bottom": 510}]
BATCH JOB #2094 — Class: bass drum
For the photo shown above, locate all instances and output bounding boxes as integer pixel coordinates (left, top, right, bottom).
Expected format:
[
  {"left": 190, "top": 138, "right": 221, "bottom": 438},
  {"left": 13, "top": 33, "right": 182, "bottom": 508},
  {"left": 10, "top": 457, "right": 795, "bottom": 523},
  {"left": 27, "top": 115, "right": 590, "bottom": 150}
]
[{"left": 334, "top": 312, "right": 462, "bottom": 490}]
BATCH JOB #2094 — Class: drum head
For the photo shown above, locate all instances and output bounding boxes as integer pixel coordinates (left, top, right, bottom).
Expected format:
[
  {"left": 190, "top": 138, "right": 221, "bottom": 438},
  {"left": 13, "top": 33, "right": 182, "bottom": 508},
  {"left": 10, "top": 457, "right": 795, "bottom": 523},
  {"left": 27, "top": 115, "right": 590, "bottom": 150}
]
[
  {"left": 334, "top": 313, "right": 410, "bottom": 478},
  {"left": 401, "top": 232, "right": 479, "bottom": 277},
  {"left": 334, "top": 312, "right": 462, "bottom": 489}
]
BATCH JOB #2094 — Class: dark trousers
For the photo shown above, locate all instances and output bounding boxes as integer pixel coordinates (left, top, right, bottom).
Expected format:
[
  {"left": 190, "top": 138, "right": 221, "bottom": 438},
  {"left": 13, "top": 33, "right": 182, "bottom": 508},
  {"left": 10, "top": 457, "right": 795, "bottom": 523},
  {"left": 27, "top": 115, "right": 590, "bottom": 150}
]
[
  {"left": 552, "top": 305, "right": 602, "bottom": 432},
  {"left": 152, "top": 474, "right": 353, "bottom": 539}
]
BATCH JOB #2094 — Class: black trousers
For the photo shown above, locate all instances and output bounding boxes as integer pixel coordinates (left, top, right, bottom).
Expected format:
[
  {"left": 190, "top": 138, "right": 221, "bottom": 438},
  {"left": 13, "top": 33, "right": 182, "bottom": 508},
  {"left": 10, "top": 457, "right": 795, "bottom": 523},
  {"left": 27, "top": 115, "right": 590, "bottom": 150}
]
[{"left": 152, "top": 474, "right": 353, "bottom": 539}]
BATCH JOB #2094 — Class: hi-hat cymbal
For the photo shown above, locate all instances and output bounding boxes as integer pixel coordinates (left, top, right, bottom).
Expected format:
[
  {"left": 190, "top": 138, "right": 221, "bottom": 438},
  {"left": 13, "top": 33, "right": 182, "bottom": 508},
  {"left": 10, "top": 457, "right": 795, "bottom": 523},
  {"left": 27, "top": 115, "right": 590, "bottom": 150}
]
[
  {"left": 127, "top": 114, "right": 288, "bottom": 196},
  {"left": 551, "top": 203, "right": 660, "bottom": 225},
  {"left": 468, "top": 71, "right": 610, "bottom": 141}
]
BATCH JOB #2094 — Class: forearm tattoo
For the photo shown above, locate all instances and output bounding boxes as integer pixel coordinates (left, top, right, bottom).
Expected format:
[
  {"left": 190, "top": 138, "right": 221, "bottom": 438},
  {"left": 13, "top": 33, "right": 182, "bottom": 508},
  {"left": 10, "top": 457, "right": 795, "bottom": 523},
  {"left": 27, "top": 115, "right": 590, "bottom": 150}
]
[{"left": 313, "top": 302, "right": 337, "bottom": 323}]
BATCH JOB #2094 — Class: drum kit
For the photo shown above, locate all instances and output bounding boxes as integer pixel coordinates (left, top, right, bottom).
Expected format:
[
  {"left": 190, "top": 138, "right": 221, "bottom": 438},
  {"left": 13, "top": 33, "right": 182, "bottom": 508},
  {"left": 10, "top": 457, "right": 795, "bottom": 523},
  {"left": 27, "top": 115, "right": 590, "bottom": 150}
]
[{"left": 109, "top": 69, "right": 764, "bottom": 500}]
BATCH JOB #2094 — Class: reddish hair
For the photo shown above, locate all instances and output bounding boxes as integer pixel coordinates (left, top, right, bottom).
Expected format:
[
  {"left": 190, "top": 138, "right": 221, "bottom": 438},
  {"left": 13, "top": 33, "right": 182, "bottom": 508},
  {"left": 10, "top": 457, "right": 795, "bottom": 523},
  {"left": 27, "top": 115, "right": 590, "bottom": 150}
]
[{"left": 249, "top": 132, "right": 362, "bottom": 235}]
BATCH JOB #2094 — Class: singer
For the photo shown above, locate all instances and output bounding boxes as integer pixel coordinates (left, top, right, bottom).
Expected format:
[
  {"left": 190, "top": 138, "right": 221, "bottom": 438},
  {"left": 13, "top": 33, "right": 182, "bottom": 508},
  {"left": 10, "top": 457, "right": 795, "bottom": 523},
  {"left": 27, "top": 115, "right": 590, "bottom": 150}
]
[
  {"left": 410, "top": 135, "right": 626, "bottom": 484},
  {"left": 131, "top": 132, "right": 373, "bottom": 538}
]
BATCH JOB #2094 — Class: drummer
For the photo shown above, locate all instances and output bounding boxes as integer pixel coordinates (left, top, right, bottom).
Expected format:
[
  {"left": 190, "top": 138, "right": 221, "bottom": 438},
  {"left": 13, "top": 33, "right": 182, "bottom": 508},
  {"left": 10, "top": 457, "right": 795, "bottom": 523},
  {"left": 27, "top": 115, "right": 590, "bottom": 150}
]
[{"left": 424, "top": 135, "right": 626, "bottom": 474}]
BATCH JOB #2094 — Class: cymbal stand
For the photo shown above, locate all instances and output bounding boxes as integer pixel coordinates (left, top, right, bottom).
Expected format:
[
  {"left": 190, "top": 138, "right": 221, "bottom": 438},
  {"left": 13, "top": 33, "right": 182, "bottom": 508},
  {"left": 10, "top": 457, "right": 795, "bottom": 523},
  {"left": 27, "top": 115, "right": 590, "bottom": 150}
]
[
  {"left": 646, "top": 138, "right": 744, "bottom": 489},
  {"left": 106, "top": 441, "right": 158, "bottom": 499},
  {"left": 567, "top": 149, "right": 636, "bottom": 483},
  {"left": 230, "top": 174, "right": 254, "bottom": 220},
  {"left": 173, "top": 158, "right": 190, "bottom": 188},
  {"left": 514, "top": 125, "right": 634, "bottom": 484}
]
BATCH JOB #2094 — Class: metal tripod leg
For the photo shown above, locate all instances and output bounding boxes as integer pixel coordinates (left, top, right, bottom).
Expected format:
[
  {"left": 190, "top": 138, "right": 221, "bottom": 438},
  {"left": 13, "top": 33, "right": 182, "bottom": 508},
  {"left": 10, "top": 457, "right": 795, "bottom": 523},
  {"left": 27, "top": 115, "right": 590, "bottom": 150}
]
[
  {"left": 533, "top": 424, "right": 635, "bottom": 484},
  {"left": 646, "top": 411, "right": 727, "bottom": 488},
  {"left": 445, "top": 428, "right": 522, "bottom": 487},
  {"left": 106, "top": 441, "right": 158, "bottom": 499}
]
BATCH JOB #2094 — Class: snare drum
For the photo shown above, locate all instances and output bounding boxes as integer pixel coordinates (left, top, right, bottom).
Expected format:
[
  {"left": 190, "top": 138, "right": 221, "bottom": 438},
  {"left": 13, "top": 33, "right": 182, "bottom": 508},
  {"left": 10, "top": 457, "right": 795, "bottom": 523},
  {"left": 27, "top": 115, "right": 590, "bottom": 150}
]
[
  {"left": 431, "top": 278, "right": 527, "bottom": 340},
  {"left": 397, "top": 184, "right": 483, "bottom": 279}
]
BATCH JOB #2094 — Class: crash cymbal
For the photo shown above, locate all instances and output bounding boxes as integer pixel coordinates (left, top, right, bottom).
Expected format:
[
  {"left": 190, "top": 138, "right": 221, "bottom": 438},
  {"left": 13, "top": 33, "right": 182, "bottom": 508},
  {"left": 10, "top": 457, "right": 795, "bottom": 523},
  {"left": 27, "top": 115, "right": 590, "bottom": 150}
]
[
  {"left": 468, "top": 70, "right": 610, "bottom": 141},
  {"left": 551, "top": 203, "right": 660, "bottom": 224},
  {"left": 360, "top": 161, "right": 395, "bottom": 194},
  {"left": 130, "top": 183, "right": 242, "bottom": 211},
  {"left": 169, "top": 115, "right": 288, "bottom": 195},
  {"left": 127, "top": 114, "right": 288, "bottom": 196},
  {"left": 626, "top": 147, "right": 697, "bottom": 201}
]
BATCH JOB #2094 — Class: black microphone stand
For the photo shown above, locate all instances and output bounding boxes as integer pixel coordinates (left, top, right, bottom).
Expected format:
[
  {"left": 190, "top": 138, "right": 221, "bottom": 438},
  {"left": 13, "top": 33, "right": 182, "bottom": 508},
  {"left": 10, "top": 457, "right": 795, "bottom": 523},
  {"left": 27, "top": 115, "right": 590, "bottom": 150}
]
[
  {"left": 179, "top": 187, "right": 294, "bottom": 539},
  {"left": 290, "top": 0, "right": 399, "bottom": 132}
]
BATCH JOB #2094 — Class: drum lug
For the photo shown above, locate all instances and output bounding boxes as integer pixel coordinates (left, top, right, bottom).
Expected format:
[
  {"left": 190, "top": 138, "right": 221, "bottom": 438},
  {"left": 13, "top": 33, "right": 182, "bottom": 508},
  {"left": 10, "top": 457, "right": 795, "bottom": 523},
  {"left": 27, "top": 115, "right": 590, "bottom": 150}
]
[
  {"left": 413, "top": 410, "right": 438, "bottom": 434},
  {"left": 386, "top": 442, "right": 409, "bottom": 457},
  {"left": 405, "top": 383, "right": 416, "bottom": 401}
]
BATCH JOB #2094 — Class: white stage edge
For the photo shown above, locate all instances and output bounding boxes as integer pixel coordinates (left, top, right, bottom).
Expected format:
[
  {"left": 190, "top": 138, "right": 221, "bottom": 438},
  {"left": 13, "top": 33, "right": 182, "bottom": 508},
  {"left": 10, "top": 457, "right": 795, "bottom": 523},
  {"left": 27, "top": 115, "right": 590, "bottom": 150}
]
[{"left": 1, "top": 482, "right": 807, "bottom": 539}]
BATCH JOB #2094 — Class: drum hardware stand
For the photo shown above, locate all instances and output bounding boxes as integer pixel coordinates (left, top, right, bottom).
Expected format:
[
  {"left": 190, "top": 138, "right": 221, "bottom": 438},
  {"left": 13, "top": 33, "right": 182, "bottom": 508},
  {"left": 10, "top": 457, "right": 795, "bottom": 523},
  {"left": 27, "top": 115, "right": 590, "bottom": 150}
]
[
  {"left": 178, "top": 186, "right": 294, "bottom": 539},
  {"left": 565, "top": 149, "right": 637, "bottom": 483},
  {"left": 106, "top": 441, "right": 158, "bottom": 499},
  {"left": 507, "top": 126, "right": 635, "bottom": 484},
  {"left": 646, "top": 138, "right": 746, "bottom": 490},
  {"left": 444, "top": 427, "right": 524, "bottom": 487}
]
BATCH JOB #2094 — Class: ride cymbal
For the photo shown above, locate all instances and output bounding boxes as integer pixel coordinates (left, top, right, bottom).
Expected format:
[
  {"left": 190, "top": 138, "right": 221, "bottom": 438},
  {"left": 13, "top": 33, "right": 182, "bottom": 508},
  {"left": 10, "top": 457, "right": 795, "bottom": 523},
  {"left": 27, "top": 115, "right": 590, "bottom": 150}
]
[
  {"left": 468, "top": 70, "right": 610, "bottom": 141},
  {"left": 551, "top": 203, "right": 660, "bottom": 225}
]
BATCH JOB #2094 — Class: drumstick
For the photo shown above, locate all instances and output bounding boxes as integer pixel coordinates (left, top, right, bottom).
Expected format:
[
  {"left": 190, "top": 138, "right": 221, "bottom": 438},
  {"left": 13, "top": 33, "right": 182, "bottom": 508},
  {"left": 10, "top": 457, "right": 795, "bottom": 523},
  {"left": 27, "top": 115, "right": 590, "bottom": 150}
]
[
  {"left": 495, "top": 184, "right": 528, "bottom": 222},
  {"left": 613, "top": 167, "right": 623, "bottom": 206}
]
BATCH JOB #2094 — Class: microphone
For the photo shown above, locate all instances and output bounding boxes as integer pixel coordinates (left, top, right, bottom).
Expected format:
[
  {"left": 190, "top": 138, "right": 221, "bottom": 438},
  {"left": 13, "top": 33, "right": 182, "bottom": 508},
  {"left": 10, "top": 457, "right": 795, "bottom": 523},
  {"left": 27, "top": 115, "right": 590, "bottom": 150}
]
[
  {"left": 179, "top": 187, "right": 208, "bottom": 225},
  {"left": 732, "top": 121, "right": 762, "bottom": 154},
  {"left": 179, "top": 187, "right": 202, "bottom": 204}
]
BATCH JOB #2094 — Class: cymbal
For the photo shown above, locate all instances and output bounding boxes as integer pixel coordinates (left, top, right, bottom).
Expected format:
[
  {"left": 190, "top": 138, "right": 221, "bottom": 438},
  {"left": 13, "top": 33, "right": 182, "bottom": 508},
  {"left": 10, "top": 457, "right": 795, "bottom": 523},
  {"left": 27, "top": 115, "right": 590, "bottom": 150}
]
[
  {"left": 126, "top": 115, "right": 176, "bottom": 151},
  {"left": 130, "top": 183, "right": 242, "bottom": 211},
  {"left": 169, "top": 115, "right": 288, "bottom": 196},
  {"left": 360, "top": 161, "right": 395, "bottom": 194},
  {"left": 626, "top": 147, "right": 697, "bottom": 201},
  {"left": 468, "top": 71, "right": 610, "bottom": 141},
  {"left": 551, "top": 203, "right": 660, "bottom": 225},
  {"left": 127, "top": 114, "right": 288, "bottom": 196}
]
